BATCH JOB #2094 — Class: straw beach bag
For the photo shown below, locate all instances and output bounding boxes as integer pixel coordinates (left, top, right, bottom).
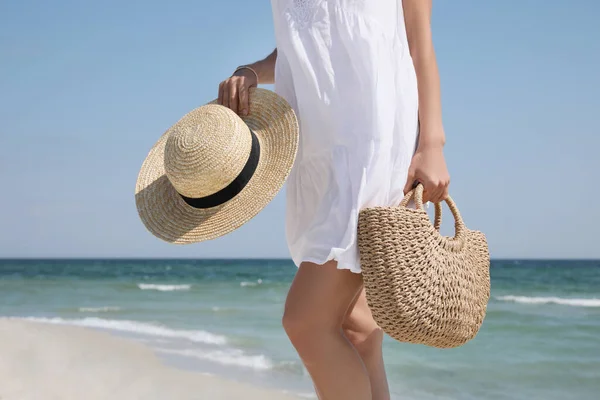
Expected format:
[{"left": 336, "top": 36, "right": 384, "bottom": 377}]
[{"left": 357, "top": 184, "right": 490, "bottom": 348}]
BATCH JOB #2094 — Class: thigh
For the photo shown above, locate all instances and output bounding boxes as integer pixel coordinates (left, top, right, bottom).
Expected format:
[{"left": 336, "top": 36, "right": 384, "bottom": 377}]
[{"left": 285, "top": 260, "right": 364, "bottom": 328}]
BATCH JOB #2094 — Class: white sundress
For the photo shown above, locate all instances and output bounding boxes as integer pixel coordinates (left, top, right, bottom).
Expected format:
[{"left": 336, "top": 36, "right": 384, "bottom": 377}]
[{"left": 271, "top": 0, "right": 419, "bottom": 273}]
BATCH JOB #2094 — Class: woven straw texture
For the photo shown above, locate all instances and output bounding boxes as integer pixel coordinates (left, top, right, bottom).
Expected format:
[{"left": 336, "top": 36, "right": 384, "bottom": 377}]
[
  {"left": 135, "top": 88, "right": 298, "bottom": 244},
  {"left": 357, "top": 184, "right": 490, "bottom": 348}
]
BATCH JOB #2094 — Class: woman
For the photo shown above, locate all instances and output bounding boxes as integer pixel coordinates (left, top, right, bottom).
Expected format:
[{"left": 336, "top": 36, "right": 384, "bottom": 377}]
[{"left": 219, "top": 1, "right": 449, "bottom": 399}]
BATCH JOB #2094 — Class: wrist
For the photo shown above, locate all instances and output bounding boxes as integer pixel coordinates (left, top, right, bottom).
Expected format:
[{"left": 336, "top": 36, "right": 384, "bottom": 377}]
[
  {"left": 418, "top": 138, "right": 445, "bottom": 150},
  {"left": 233, "top": 65, "right": 259, "bottom": 85},
  {"left": 417, "top": 128, "right": 445, "bottom": 150}
]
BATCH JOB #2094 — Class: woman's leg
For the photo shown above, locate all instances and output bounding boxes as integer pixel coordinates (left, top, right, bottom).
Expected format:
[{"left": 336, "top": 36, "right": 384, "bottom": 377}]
[
  {"left": 282, "top": 260, "right": 371, "bottom": 400},
  {"left": 343, "top": 289, "right": 390, "bottom": 400}
]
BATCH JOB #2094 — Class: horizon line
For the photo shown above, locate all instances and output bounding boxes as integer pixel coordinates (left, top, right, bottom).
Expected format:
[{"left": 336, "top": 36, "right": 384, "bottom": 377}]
[{"left": 0, "top": 257, "right": 598, "bottom": 262}]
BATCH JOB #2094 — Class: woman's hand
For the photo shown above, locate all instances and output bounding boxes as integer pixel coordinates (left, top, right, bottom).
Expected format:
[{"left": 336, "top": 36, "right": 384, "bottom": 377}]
[
  {"left": 403, "top": 143, "right": 450, "bottom": 204},
  {"left": 218, "top": 69, "right": 258, "bottom": 116},
  {"left": 217, "top": 49, "right": 278, "bottom": 116}
]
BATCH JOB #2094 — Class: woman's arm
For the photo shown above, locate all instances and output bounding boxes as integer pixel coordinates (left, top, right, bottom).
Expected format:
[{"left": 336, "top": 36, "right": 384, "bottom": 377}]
[
  {"left": 218, "top": 49, "right": 278, "bottom": 115},
  {"left": 246, "top": 49, "right": 278, "bottom": 85},
  {"left": 404, "top": 0, "right": 444, "bottom": 146},
  {"left": 403, "top": 0, "right": 450, "bottom": 203}
]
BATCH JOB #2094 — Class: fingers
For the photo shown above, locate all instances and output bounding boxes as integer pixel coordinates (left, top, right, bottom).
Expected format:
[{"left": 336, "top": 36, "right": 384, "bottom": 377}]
[
  {"left": 228, "top": 84, "right": 239, "bottom": 114},
  {"left": 222, "top": 82, "right": 230, "bottom": 109},
  {"left": 403, "top": 170, "right": 416, "bottom": 195},
  {"left": 406, "top": 176, "right": 449, "bottom": 204},
  {"left": 426, "top": 182, "right": 440, "bottom": 204},
  {"left": 440, "top": 183, "right": 449, "bottom": 202},
  {"left": 426, "top": 179, "right": 450, "bottom": 204},
  {"left": 218, "top": 82, "right": 224, "bottom": 105},
  {"left": 421, "top": 187, "right": 431, "bottom": 204},
  {"left": 239, "top": 84, "right": 249, "bottom": 116},
  {"left": 217, "top": 77, "right": 251, "bottom": 116}
]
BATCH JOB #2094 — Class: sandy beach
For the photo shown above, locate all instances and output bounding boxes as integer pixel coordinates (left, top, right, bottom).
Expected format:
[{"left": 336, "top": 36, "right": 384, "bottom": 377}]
[{"left": 0, "top": 319, "right": 301, "bottom": 400}]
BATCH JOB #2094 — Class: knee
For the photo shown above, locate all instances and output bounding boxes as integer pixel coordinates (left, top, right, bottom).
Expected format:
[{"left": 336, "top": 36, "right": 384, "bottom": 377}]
[
  {"left": 282, "top": 308, "right": 314, "bottom": 343},
  {"left": 282, "top": 307, "right": 334, "bottom": 349},
  {"left": 282, "top": 310, "right": 311, "bottom": 351},
  {"left": 281, "top": 309, "right": 298, "bottom": 338}
]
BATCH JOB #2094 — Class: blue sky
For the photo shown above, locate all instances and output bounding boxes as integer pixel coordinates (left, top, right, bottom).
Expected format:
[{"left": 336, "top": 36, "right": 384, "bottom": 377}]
[{"left": 0, "top": 1, "right": 598, "bottom": 259}]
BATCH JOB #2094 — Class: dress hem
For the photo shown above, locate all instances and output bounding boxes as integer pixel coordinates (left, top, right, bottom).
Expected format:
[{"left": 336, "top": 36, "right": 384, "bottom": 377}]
[{"left": 293, "top": 256, "right": 362, "bottom": 275}]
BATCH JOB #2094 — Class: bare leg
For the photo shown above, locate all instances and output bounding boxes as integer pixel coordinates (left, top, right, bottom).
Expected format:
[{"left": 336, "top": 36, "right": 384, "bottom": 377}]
[
  {"left": 282, "top": 261, "right": 372, "bottom": 400},
  {"left": 343, "top": 289, "right": 390, "bottom": 400}
]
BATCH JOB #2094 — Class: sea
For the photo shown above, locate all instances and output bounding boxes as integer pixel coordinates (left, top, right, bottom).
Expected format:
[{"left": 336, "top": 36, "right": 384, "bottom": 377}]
[{"left": 1, "top": 259, "right": 598, "bottom": 400}]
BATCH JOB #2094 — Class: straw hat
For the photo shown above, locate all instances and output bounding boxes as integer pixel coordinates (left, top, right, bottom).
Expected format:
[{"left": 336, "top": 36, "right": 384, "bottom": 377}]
[{"left": 135, "top": 88, "right": 299, "bottom": 244}]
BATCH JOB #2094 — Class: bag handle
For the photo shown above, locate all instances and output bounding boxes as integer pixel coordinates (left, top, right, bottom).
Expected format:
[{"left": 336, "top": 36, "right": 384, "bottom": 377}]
[{"left": 399, "top": 184, "right": 467, "bottom": 251}]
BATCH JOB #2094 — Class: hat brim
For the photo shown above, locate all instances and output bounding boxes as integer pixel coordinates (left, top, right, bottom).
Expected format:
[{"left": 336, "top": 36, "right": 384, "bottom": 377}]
[{"left": 135, "top": 88, "right": 299, "bottom": 244}]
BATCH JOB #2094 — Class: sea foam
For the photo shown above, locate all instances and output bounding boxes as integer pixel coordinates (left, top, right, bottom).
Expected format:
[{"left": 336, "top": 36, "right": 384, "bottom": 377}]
[
  {"left": 137, "top": 283, "right": 191, "bottom": 291},
  {"left": 240, "top": 279, "right": 263, "bottom": 287},
  {"left": 18, "top": 317, "right": 227, "bottom": 345},
  {"left": 78, "top": 306, "right": 121, "bottom": 313},
  {"left": 156, "top": 347, "right": 273, "bottom": 370},
  {"left": 496, "top": 295, "right": 600, "bottom": 308}
]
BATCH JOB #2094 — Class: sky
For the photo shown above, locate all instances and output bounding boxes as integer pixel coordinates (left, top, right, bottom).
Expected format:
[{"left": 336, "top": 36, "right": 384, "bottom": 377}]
[{"left": 0, "top": 1, "right": 598, "bottom": 259}]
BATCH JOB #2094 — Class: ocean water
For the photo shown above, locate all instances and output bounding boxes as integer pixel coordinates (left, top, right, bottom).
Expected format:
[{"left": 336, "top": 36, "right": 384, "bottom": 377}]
[{"left": 1, "top": 259, "right": 599, "bottom": 400}]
